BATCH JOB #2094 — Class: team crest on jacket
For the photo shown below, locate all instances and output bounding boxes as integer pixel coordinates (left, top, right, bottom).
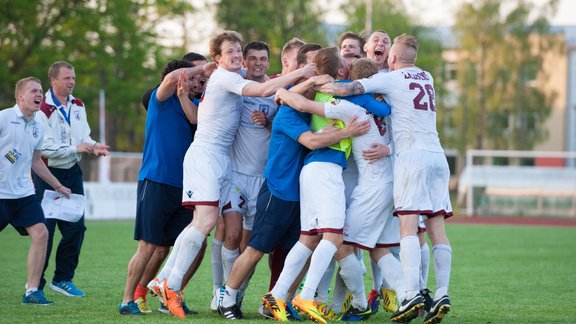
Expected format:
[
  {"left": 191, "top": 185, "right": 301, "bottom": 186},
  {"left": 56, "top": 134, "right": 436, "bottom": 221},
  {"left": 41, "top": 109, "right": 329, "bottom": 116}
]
[
  {"left": 74, "top": 110, "right": 81, "bottom": 120},
  {"left": 32, "top": 126, "right": 39, "bottom": 138}
]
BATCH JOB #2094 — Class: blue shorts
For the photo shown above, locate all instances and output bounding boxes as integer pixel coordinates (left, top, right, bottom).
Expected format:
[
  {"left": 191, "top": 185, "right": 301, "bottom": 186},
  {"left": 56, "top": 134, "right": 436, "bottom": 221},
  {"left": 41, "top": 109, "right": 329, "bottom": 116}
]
[
  {"left": 0, "top": 195, "right": 45, "bottom": 236},
  {"left": 248, "top": 181, "right": 300, "bottom": 253},
  {"left": 134, "top": 179, "right": 193, "bottom": 246}
]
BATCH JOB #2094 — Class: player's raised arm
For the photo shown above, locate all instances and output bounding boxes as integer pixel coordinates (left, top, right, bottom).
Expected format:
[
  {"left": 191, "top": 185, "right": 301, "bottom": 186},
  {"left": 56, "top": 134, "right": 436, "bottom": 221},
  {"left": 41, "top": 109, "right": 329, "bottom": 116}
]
[
  {"left": 274, "top": 88, "right": 325, "bottom": 116},
  {"left": 242, "top": 64, "right": 316, "bottom": 97},
  {"left": 157, "top": 64, "right": 210, "bottom": 102},
  {"left": 316, "top": 80, "right": 366, "bottom": 97}
]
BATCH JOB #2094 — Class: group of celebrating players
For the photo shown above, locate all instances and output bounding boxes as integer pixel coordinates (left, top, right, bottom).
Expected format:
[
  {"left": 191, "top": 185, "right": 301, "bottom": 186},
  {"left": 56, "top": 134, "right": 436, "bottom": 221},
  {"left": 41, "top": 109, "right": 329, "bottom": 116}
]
[{"left": 118, "top": 28, "right": 453, "bottom": 324}]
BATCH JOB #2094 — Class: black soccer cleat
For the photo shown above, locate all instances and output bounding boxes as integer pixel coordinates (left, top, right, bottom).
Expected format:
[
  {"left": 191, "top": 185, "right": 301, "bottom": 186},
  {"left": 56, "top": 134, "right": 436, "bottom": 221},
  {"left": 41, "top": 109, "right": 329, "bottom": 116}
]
[
  {"left": 390, "top": 294, "right": 425, "bottom": 323},
  {"left": 424, "top": 295, "right": 451, "bottom": 324}
]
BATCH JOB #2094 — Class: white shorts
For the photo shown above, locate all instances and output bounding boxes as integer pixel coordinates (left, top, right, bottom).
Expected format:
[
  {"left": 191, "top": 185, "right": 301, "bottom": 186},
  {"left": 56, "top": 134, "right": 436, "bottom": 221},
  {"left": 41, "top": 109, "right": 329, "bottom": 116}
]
[
  {"left": 182, "top": 146, "right": 232, "bottom": 208},
  {"left": 342, "top": 155, "right": 359, "bottom": 206},
  {"left": 343, "top": 182, "right": 400, "bottom": 250},
  {"left": 393, "top": 150, "right": 453, "bottom": 218},
  {"left": 299, "top": 162, "right": 345, "bottom": 234},
  {"left": 222, "top": 171, "right": 264, "bottom": 230}
]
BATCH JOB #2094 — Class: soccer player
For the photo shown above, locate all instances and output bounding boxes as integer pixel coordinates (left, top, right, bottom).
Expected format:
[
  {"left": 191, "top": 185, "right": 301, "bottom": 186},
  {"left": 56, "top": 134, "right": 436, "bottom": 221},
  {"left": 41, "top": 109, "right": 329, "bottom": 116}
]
[
  {"left": 219, "top": 41, "right": 278, "bottom": 308},
  {"left": 364, "top": 30, "right": 392, "bottom": 71},
  {"left": 1, "top": 77, "right": 71, "bottom": 305},
  {"left": 318, "top": 34, "right": 453, "bottom": 324},
  {"left": 153, "top": 31, "right": 314, "bottom": 319},
  {"left": 280, "top": 37, "right": 306, "bottom": 75},
  {"left": 338, "top": 31, "right": 366, "bottom": 57}
]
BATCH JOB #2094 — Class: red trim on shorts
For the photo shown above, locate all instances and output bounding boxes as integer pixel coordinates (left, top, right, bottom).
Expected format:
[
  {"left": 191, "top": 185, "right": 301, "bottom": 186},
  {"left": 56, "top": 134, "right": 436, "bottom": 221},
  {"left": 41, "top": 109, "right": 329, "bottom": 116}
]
[
  {"left": 182, "top": 201, "right": 219, "bottom": 209},
  {"left": 343, "top": 240, "right": 373, "bottom": 251},
  {"left": 417, "top": 226, "right": 427, "bottom": 233},
  {"left": 394, "top": 209, "right": 433, "bottom": 217},
  {"left": 429, "top": 209, "right": 454, "bottom": 219},
  {"left": 221, "top": 201, "right": 232, "bottom": 212},
  {"left": 317, "top": 228, "right": 343, "bottom": 234},
  {"left": 375, "top": 242, "right": 400, "bottom": 248},
  {"left": 300, "top": 230, "right": 318, "bottom": 236},
  {"left": 395, "top": 210, "right": 453, "bottom": 219}
]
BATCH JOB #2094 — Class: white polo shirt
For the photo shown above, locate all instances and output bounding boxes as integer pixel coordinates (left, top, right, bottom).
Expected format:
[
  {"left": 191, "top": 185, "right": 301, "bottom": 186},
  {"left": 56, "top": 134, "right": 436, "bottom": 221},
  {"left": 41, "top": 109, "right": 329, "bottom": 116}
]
[{"left": 0, "top": 105, "right": 44, "bottom": 199}]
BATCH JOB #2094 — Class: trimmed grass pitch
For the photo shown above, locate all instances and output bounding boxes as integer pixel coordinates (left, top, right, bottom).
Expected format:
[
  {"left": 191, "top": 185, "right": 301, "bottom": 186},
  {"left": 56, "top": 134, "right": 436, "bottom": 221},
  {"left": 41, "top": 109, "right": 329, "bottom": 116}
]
[{"left": 1, "top": 220, "right": 575, "bottom": 323}]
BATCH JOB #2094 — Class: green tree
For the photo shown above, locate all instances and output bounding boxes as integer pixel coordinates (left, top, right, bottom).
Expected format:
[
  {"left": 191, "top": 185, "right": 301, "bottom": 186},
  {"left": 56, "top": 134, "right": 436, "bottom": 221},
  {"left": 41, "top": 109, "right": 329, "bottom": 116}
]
[
  {"left": 0, "top": 0, "right": 193, "bottom": 152},
  {"left": 453, "top": 0, "right": 559, "bottom": 152},
  {"left": 214, "top": 0, "right": 326, "bottom": 74}
]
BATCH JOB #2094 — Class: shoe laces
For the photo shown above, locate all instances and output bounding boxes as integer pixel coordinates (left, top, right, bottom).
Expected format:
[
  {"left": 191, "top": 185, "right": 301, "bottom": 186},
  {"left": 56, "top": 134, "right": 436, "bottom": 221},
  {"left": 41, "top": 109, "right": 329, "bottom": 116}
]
[
  {"left": 263, "top": 294, "right": 281, "bottom": 312},
  {"left": 30, "top": 291, "right": 48, "bottom": 303},
  {"left": 128, "top": 301, "right": 141, "bottom": 313}
]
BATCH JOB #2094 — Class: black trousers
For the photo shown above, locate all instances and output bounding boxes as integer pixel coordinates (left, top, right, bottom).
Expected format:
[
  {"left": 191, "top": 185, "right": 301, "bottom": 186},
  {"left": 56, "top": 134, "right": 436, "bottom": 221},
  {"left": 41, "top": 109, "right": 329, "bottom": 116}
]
[{"left": 33, "top": 163, "right": 86, "bottom": 290}]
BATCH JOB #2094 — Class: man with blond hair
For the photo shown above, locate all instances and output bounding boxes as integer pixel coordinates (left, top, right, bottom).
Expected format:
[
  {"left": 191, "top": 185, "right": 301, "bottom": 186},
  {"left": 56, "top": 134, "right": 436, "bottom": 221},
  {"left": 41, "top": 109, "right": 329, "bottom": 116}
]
[
  {"left": 280, "top": 37, "right": 306, "bottom": 75},
  {"left": 1, "top": 77, "right": 71, "bottom": 305}
]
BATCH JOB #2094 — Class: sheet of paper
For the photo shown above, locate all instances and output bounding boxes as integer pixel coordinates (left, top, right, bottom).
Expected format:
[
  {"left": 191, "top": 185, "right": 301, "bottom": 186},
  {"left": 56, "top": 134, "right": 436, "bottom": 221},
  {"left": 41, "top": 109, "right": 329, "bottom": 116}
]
[{"left": 41, "top": 190, "right": 86, "bottom": 222}]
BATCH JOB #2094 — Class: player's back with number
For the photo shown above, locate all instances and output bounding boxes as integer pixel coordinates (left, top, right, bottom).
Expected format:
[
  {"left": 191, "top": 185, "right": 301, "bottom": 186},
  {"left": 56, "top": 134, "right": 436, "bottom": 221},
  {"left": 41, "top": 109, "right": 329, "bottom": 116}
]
[{"left": 361, "top": 67, "right": 442, "bottom": 154}]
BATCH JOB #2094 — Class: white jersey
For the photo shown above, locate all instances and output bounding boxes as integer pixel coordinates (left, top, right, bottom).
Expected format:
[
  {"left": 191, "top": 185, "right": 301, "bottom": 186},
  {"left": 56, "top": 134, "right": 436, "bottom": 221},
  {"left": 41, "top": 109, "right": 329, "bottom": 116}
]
[
  {"left": 192, "top": 67, "right": 253, "bottom": 154},
  {"left": 0, "top": 105, "right": 44, "bottom": 199},
  {"left": 359, "top": 67, "right": 444, "bottom": 154},
  {"left": 231, "top": 95, "right": 277, "bottom": 176},
  {"left": 323, "top": 100, "right": 393, "bottom": 185}
]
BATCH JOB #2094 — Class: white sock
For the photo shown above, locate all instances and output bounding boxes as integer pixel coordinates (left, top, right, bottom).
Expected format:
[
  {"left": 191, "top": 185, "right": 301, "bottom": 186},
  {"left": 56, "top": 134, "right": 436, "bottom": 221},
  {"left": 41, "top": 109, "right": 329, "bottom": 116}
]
[
  {"left": 355, "top": 250, "right": 366, "bottom": 275},
  {"left": 420, "top": 241, "right": 430, "bottom": 290},
  {"left": 167, "top": 227, "right": 206, "bottom": 291},
  {"left": 339, "top": 254, "right": 368, "bottom": 310},
  {"left": 432, "top": 244, "right": 452, "bottom": 300},
  {"left": 221, "top": 284, "right": 238, "bottom": 308},
  {"left": 370, "top": 258, "right": 382, "bottom": 290},
  {"left": 378, "top": 253, "right": 406, "bottom": 301},
  {"left": 157, "top": 227, "right": 190, "bottom": 281},
  {"left": 400, "top": 236, "right": 421, "bottom": 300},
  {"left": 390, "top": 245, "right": 401, "bottom": 260},
  {"left": 301, "top": 240, "right": 338, "bottom": 300},
  {"left": 316, "top": 258, "right": 336, "bottom": 303},
  {"left": 271, "top": 241, "right": 312, "bottom": 301},
  {"left": 221, "top": 246, "right": 240, "bottom": 282},
  {"left": 25, "top": 287, "right": 38, "bottom": 296},
  {"left": 211, "top": 238, "right": 224, "bottom": 292},
  {"left": 330, "top": 268, "right": 347, "bottom": 312}
]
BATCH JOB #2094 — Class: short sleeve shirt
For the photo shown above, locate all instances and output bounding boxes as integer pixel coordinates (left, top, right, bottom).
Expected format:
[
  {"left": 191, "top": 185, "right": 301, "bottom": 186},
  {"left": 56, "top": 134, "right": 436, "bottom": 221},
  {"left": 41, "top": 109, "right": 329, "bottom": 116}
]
[{"left": 0, "top": 105, "right": 44, "bottom": 198}]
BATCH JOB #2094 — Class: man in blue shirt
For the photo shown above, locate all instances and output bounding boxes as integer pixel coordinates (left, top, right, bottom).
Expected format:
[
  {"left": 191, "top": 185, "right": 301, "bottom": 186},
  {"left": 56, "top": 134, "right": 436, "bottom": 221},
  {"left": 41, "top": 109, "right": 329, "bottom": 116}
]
[{"left": 118, "top": 59, "right": 215, "bottom": 315}]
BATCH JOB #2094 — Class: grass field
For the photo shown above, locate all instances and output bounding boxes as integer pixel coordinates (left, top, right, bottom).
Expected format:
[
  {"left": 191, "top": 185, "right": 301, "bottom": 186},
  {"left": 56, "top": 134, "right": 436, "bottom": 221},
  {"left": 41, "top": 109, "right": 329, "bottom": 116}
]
[{"left": 1, "top": 220, "right": 575, "bottom": 323}]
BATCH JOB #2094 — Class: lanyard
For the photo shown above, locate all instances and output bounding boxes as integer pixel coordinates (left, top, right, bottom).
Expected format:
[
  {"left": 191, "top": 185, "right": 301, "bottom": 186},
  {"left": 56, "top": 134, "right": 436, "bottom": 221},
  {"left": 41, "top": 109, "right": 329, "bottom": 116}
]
[{"left": 51, "top": 88, "right": 71, "bottom": 125}]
